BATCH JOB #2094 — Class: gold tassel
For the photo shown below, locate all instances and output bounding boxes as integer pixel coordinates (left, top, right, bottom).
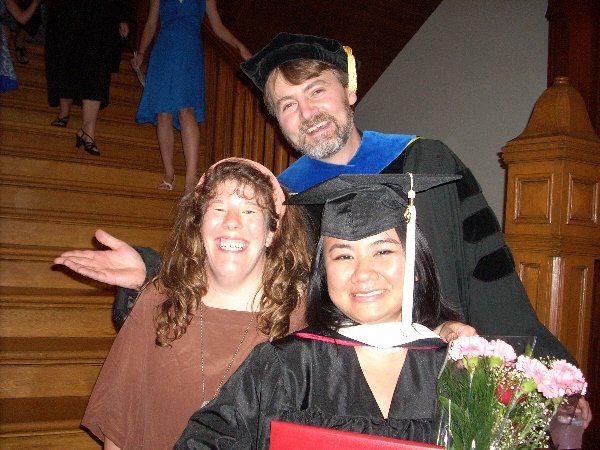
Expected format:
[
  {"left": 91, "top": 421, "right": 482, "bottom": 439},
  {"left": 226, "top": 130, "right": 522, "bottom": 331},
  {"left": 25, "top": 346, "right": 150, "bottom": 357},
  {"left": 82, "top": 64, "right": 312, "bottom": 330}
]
[{"left": 343, "top": 46, "right": 357, "bottom": 93}]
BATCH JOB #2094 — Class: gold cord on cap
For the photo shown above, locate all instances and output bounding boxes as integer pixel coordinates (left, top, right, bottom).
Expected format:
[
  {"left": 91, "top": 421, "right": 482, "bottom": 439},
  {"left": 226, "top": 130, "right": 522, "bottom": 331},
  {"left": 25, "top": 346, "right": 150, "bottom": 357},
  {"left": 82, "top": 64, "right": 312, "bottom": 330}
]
[{"left": 343, "top": 46, "right": 357, "bottom": 93}]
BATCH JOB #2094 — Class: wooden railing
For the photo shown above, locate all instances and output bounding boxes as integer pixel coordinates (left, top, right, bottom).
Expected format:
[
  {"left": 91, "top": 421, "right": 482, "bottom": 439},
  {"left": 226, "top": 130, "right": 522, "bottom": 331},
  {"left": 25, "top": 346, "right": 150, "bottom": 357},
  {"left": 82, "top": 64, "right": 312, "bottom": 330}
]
[{"left": 201, "top": 24, "right": 296, "bottom": 175}]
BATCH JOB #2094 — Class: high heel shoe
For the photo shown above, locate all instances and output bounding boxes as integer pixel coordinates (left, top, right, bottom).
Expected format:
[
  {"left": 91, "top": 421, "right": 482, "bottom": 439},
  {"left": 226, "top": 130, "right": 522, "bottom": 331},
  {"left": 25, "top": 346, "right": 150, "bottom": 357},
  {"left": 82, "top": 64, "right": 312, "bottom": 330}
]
[
  {"left": 75, "top": 129, "right": 100, "bottom": 156},
  {"left": 51, "top": 115, "right": 69, "bottom": 127}
]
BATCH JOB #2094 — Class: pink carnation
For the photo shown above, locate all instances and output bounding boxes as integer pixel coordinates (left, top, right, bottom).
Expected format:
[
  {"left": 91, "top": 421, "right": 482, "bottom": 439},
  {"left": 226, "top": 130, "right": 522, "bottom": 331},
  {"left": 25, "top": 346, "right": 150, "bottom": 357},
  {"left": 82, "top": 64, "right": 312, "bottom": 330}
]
[
  {"left": 448, "top": 335, "right": 489, "bottom": 361},
  {"left": 536, "top": 371, "right": 563, "bottom": 399},
  {"left": 516, "top": 355, "right": 548, "bottom": 385},
  {"left": 486, "top": 339, "right": 517, "bottom": 366},
  {"left": 548, "top": 360, "right": 587, "bottom": 396}
]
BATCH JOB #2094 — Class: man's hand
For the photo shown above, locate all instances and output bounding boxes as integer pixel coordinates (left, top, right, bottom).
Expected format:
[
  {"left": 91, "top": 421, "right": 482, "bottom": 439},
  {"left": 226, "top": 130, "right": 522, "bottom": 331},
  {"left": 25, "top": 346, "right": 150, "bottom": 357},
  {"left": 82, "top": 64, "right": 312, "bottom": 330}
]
[
  {"left": 54, "top": 229, "right": 146, "bottom": 290},
  {"left": 435, "top": 321, "right": 477, "bottom": 342},
  {"left": 577, "top": 396, "right": 592, "bottom": 429}
]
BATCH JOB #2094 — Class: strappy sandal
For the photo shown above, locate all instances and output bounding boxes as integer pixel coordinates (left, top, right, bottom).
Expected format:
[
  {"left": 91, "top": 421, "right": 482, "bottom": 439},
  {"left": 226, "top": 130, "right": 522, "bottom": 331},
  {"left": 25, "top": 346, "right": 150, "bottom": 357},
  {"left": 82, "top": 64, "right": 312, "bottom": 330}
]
[
  {"left": 75, "top": 128, "right": 100, "bottom": 156},
  {"left": 158, "top": 179, "right": 174, "bottom": 191},
  {"left": 51, "top": 115, "right": 69, "bottom": 128},
  {"left": 15, "top": 46, "right": 29, "bottom": 64}
]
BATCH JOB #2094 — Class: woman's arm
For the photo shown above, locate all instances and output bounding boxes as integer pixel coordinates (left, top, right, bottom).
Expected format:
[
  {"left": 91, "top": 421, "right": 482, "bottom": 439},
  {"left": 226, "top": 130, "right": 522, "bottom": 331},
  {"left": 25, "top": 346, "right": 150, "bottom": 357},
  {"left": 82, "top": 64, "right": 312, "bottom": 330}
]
[
  {"left": 131, "top": 0, "right": 160, "bottom": 70},
  {"left": 205, "top": 0, "right": 252, "bottom": 60},
  {"left": 5, "top": 0, "right": 41, "bottom": 25}
]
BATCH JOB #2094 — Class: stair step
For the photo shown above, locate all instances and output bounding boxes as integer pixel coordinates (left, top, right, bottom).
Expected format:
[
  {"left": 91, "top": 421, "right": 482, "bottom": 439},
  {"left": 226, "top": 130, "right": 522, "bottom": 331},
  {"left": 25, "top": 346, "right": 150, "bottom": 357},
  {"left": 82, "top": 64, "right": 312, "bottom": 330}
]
[
  {"left": 0, "top": 396, "right": 100, "bottom": 449},
  {"left": 0, "top": 428, "right": 100, "bottom": 450},
  {"left": 0, "top": 160, "right": 181, "bottom": 224},
  {"left": 0, "top": 245, "right": 130, "bottom": 290},
  {"left": 0, "top": 153, "right": 185, "bottom": 198},
  {"left": 0, "top": 395, "right": 92, "bottom": 435},
  {"left": 0, "top": 287, "right": 116, "bottom": 338},
  {"left": 2, "top": 84, "right": 143, "bottom": 123},
  {"left": 1, "top": 104, "right": 168, "bottom": 144},
  {"left": 0, "top": 337, "right": 113, "bottom": 363},
  {"left": 0, "top": 337, "right": 112, "bottom": 398},
  {"left": 0, "top": 216, "right": 167, "bottom": 251},
  {"left": 0, "top": 120, "right": 190, "bottom": 174}
]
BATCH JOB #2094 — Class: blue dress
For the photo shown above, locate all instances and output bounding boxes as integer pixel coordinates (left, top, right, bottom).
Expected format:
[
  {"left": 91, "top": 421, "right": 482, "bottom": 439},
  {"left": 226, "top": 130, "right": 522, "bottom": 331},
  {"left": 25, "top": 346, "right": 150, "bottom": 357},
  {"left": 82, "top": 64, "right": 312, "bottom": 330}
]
[
  {"left": 136, "top": 0, "right": 205, "bottom": 130},
  {"left": 0, "top": 1, "right": 19, "bottom": 92}
]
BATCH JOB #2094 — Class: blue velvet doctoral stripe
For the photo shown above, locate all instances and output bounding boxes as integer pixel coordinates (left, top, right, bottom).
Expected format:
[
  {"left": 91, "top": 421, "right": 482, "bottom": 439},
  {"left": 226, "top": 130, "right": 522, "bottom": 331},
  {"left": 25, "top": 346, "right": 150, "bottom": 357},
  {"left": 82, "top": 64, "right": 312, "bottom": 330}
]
[{"left": 277, "top": 131, "right": 417, "bottom": 192}]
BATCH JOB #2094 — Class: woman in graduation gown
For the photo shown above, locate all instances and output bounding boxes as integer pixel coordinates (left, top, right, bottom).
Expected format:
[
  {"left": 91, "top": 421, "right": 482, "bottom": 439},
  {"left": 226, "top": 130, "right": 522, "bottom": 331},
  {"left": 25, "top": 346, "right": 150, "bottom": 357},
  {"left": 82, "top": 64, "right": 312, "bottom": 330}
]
[{"left": 175, "top": 173, "right": 466, "bottom": 448}]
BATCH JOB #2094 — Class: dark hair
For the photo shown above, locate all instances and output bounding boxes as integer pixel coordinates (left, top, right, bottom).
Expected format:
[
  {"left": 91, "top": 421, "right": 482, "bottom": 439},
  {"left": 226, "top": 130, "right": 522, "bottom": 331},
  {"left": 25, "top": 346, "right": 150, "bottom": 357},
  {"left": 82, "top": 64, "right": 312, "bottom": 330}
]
[
  {"left": 155, "top": 160, "right": 311, "bottom": 346},
  {"left": 305, "top": 223, "right": 461, "bottom": 333}
]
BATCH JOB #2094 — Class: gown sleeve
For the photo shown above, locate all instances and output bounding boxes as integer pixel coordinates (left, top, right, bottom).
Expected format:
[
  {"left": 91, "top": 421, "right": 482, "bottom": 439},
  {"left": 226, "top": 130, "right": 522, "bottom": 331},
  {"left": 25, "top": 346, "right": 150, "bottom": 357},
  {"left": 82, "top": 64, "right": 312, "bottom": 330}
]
[
  {"left": 113, "top": 246, "right": 161, "bottom": 328},
  {"left": 175, "top": 343, "right": 282, "bottom": 450},
  {"left": 392, "top": 139, "right": 575, "bottom": 363}
]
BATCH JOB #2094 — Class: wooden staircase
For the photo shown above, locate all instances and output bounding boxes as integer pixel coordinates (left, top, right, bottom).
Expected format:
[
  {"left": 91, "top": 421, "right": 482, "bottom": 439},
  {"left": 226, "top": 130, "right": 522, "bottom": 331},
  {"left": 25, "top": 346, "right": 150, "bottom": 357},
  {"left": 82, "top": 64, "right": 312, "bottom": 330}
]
[{"left": 0, "top": 44, "right": 182, "bottom": 449}]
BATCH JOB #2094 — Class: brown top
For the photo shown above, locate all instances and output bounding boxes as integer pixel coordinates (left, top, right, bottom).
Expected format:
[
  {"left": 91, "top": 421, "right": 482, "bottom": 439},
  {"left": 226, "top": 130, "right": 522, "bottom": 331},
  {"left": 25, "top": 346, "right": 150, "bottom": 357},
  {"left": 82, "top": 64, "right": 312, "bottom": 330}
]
[{"left": 82, "top": 283, "right": 306, "bottom": 449}]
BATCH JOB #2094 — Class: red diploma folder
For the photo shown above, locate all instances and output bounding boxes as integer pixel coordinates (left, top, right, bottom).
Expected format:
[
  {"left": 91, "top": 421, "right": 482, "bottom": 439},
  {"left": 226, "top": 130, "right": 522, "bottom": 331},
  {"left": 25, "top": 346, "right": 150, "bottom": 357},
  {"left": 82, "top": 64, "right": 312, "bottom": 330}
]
[{"left": 269, "top": 420, "right": 444, "bottom": 450}]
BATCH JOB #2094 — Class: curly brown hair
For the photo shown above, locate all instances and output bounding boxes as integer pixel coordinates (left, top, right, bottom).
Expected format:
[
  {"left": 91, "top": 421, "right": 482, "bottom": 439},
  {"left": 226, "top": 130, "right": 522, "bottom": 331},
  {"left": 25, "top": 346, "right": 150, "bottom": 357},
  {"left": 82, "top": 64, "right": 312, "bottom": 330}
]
[
  {"left": 263, "top": 59, "right": 349, "bottom": 117},
  {"left": 154, "top": 160, "right": 311, "bottom": 346}
]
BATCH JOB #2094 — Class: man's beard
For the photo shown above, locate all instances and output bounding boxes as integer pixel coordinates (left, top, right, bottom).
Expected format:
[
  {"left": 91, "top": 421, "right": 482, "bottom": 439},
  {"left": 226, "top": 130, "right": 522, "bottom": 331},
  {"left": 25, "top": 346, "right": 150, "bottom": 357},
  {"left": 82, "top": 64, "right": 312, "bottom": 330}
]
[{"left": 286, "top": 105, "right": 354, "bottom": 160}]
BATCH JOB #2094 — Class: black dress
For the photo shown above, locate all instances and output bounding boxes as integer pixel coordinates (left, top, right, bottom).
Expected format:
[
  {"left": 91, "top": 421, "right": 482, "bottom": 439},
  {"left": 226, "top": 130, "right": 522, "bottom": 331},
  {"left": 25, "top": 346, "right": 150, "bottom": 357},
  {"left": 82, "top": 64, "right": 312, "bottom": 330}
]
[
  {"left": 175, "top": 329, "right": 447, "bottom": 449},
  {"left": 44, "top": 0, "right": 131, "bottom": 108}
]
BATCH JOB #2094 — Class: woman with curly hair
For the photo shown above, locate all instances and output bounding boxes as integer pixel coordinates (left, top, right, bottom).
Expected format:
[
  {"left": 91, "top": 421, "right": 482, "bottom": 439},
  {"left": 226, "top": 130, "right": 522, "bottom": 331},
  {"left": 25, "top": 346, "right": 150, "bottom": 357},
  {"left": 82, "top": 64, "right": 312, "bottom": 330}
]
[{"left": 79, "top": 158, "right": 312, "bottom": 450}]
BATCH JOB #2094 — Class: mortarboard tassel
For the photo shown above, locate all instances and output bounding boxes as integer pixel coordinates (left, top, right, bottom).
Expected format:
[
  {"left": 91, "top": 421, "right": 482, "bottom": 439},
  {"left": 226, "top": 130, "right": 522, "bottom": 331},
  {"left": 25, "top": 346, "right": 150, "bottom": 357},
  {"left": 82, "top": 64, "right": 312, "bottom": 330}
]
[
  {"left": 343, "top": 46, "right": 357, "bottom": 93},
  {"left": 402, "top": 173, "right": 416, "bottom": 326}
]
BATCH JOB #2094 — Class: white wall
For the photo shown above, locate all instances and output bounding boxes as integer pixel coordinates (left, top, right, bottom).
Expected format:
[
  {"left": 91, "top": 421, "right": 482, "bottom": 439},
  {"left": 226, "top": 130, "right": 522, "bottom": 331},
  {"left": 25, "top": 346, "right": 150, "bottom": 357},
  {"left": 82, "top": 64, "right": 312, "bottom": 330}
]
[{"left": 355, "top": 0, "right": 548, "bottom": 222}]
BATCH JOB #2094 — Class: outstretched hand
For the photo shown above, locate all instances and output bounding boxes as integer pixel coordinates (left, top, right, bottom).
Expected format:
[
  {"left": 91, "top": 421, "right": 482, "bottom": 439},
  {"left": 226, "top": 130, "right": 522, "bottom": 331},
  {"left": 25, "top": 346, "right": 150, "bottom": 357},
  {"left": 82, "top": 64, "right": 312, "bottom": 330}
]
[{"left": 54, "top": 229, "right": 146, "bottom": 289}]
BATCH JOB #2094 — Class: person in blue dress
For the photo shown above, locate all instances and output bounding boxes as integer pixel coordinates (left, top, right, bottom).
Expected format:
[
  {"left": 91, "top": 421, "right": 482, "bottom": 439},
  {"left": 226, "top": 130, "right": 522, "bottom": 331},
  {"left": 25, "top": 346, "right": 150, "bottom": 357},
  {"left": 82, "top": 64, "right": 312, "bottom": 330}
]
[
  {"left": 131, "top": 0, "right": 251, "bottom": 195},
  {"left": 0, "top": 0, "right": 41, "bottom": 92}
]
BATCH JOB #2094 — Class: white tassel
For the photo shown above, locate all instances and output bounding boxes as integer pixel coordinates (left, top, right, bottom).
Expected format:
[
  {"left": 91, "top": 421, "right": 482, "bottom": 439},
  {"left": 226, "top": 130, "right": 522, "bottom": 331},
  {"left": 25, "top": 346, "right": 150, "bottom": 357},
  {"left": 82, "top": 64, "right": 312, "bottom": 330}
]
[{"left": 402, "top": 173, "right": 416, "bottom": 326}]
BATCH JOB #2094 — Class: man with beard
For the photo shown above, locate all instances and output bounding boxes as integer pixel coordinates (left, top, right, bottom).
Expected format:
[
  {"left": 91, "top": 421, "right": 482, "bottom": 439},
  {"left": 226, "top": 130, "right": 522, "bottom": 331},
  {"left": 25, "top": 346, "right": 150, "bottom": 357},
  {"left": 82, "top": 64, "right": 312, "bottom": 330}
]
[{"left": 56, "top": 34, "right": 583, "bottom": 375}]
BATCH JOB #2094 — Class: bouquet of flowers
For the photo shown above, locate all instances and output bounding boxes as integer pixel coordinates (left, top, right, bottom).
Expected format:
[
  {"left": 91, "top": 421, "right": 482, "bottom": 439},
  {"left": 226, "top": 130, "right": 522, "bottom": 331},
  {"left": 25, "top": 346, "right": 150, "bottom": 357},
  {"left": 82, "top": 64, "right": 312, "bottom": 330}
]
[{"left": 436, "top": 336, "right": 587, "bottom": 450}]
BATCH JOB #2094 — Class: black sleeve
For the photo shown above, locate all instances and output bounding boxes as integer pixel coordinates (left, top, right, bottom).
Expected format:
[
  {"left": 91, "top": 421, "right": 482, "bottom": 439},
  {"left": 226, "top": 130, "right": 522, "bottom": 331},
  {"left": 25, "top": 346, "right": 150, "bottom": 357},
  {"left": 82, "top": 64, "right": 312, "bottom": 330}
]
[
  {"left": 391, "top": 139, "right": 575, "bottom": 364},
  {"left": 112, "top": 246, "right": 161, "bottom": 329}
]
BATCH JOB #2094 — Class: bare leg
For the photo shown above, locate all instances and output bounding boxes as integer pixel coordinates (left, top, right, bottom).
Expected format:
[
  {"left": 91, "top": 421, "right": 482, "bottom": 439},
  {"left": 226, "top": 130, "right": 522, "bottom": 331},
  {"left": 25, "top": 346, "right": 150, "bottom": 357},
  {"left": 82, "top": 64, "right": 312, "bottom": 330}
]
[
  {"left": 157, "top": 112, "right": 175, "bottom": 188},
  {"left": 81, "top": 99, "right": 101, "bottom": 140},
  {"left": 178, "top": 108, "right": 199, "bottom": 195},
  {"left": 58, "top": 98, "right": 73, "bottom": 120},
  {"left": 14, "top": 28, "right": 28, "bottom": 63}
]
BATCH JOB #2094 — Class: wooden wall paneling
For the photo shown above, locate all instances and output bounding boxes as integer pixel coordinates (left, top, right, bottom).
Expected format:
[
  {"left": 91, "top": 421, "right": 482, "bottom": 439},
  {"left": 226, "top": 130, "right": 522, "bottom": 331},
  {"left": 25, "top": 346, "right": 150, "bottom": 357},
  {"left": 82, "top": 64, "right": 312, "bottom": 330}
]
[
  {"left": 511, "top": 250, "right": 553, "bottom": 331},
  {"left": 547, "top": 0, "right": 599, "bottom": 135},
  {"left": 502, "top": 78, "right": 600, "bottom": 373},
  {"left": 201, "top": 24, "right": 296, "bottom": 175}
]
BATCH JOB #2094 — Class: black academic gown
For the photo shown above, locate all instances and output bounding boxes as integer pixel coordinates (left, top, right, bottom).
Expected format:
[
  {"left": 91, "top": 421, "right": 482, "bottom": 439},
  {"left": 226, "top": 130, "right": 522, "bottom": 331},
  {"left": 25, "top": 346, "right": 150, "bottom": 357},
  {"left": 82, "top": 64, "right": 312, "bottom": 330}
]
[
  {"left": 121, "top": 133, "right": 574, "bottom": 364},
  {"left": 387, "top": 139, "right": 573, "bottom": 363},
  {"left": 175, "top": 329, "right": 446, "bottom": 449}
]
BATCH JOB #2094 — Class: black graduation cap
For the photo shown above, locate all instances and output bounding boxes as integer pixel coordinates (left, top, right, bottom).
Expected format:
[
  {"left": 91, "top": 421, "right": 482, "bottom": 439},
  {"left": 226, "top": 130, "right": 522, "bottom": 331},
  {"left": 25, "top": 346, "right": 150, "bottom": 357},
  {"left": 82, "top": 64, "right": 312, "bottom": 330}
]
[
  {"left": 286, "top": 173, "right": 461, "bottom": 241},
  {"left": 240, "top": 32, "right": 360, "bottom": 92},
  {"left": 288, "top": 173, "right": 460, "bottom": 327}
]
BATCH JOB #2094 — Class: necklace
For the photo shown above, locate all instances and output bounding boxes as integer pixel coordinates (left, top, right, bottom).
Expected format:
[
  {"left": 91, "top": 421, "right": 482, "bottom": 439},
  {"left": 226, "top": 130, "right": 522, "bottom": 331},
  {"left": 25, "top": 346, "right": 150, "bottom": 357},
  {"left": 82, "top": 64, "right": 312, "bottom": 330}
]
[{"left": 199, "top": 300, "right": 254, "bottom": 407}]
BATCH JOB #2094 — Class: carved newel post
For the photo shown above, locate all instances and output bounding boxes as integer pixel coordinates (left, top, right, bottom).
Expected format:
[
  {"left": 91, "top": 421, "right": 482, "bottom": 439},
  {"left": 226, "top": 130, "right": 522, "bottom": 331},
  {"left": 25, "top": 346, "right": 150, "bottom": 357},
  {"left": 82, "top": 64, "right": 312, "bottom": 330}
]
[{"left": 501, "top": 77, "right": 600, "bottom": 373}]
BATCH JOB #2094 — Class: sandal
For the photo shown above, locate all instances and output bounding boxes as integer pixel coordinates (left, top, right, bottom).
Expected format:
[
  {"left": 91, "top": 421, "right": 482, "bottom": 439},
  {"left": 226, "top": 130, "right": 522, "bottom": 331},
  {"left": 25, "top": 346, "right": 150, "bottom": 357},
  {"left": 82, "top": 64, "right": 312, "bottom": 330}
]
[
  {"left": 75, "top": 129, "right": 100, "bottom": 156},
  {"left": 51, "top": 115, "right": 70, "bottom": 128},
  {"left": 158, "top": 179, "right": 174, "bottom": 191},
  {"left": 15, "top": 46, "right": 29, "bottom": 64}
]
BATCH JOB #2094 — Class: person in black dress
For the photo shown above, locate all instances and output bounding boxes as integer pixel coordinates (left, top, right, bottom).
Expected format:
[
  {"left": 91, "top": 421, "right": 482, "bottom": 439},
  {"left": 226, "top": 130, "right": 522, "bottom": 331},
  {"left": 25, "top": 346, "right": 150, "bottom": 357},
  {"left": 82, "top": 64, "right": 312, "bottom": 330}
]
[{"left": 45, "top": 0, "right": 131, "bottom": 155}]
